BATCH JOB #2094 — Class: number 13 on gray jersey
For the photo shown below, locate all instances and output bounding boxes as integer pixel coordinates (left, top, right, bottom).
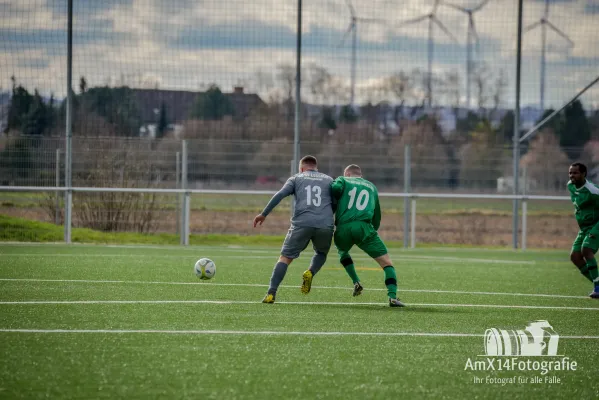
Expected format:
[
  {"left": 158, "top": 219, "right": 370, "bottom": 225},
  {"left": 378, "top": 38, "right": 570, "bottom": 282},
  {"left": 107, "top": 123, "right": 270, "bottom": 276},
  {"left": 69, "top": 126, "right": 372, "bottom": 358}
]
[{"left": 260, "top": 171, "right": 334, "bottom": 229}]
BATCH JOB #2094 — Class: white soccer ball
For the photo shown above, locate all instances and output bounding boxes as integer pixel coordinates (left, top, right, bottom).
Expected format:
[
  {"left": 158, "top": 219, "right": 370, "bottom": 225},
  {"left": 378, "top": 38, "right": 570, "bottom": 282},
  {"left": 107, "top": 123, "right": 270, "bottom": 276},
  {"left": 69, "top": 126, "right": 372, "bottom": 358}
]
[{"left": 194, "top": 258, "right": 216, "bottom": 280}]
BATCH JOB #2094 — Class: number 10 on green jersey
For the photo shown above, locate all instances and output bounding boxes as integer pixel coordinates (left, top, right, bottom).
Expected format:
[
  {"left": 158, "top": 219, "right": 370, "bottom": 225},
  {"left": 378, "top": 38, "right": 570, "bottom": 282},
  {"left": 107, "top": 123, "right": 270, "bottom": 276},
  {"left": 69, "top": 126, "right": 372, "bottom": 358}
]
[{"left": 332, "top": 176, "right": 382, "bottom": 229}]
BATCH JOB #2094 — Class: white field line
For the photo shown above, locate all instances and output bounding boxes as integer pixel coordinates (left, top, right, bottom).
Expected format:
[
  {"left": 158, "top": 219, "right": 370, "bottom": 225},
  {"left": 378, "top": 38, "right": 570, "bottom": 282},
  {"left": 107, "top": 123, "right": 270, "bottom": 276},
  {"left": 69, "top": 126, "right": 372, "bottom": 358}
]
[
  {"left": 0, "top": 278, "right": 589, "bottom": 299},
  {"left": 0, "top": 328, "right": 597, "bottom": 339},
  {"left": 0, "top": 253, "right": 536, "bottom": 265},
  {"left": 0, "top": 299, "right": 597, "bottom": 311},
  {"left": 0, "top": 241, "right": 562, "bottom": 254}
]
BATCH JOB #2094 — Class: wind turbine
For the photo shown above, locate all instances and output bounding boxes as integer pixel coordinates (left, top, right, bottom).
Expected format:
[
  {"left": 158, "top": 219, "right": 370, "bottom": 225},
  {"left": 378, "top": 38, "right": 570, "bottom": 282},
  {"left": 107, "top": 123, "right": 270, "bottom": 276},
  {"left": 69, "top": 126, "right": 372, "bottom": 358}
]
[
  {"left": 525, "top": 0, "right": 574, "bottom": 111},
  {"left": 443, "top": 0, "right": 491, "bottom": 109},
  {"left": 397, "top": 0, "right": 458, "bottom": 108},
  {"left": 339, "top": 0, "right": 386, "bottom": 107}
]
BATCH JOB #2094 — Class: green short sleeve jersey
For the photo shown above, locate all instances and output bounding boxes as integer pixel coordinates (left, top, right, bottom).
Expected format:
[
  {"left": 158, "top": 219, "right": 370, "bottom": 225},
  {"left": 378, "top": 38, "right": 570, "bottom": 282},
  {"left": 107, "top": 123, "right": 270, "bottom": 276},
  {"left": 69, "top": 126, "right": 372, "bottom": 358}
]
[
  {"left": 568, "top": 180, "right": 599, "bottom": 229},
  {"left": 331, "top": 176, "right": 381, "bottom": 230}
]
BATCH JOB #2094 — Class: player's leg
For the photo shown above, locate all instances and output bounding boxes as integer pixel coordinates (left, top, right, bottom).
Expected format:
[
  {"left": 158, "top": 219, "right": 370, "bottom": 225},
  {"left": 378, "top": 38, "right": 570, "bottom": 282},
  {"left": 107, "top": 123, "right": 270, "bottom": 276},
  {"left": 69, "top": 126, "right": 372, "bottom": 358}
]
[
  {"left": 300, "top": 227, "right": 333, "bottom": 294},
  {"left": 571, "top": 232, "right": 592, "bottom": 282},
  {"left": 334, "top": 225, "right": 361, "bottom": 291},
  {"left": 581, "top": 232, "right": 599, "bottom": 298},
  {"left": 372, "top": 253, "right": 404, "bottom": 307},
  {"left": 263, "top": 226, "right": 310, "bottom": 303},
  {"left": 357, "top": 225, "right": 404, "bottom": 307}
]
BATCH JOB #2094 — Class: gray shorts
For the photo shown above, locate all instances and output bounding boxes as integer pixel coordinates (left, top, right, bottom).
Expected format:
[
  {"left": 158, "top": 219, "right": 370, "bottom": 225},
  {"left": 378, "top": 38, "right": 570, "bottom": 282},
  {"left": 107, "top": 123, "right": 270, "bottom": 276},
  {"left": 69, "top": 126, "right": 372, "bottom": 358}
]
[{"left": 281, "top": 225, "right": 334, "bottom": 259}]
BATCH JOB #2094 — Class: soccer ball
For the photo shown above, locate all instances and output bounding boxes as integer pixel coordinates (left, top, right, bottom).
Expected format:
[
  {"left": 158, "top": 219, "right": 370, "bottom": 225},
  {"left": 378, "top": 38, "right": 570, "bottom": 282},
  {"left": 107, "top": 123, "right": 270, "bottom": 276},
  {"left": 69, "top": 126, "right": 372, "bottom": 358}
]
[{"left": 194, "top": 258, "right": 216, "bottom": 280}]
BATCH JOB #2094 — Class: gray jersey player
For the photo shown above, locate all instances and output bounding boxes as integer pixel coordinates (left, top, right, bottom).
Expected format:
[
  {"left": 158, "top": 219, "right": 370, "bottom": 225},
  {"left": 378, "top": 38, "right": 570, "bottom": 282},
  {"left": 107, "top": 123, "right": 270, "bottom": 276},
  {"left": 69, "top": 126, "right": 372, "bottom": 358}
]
[{"left": 253, "top": 155, "right": 334, "bottom": 303}]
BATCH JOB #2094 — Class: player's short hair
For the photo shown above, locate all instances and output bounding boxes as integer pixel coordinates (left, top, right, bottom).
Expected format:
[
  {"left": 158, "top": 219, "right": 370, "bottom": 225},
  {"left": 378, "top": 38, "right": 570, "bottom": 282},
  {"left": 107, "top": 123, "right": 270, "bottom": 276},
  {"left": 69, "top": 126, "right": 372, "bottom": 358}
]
[
  {"left": 571, "top": 162, "right": 587, "bottom": 176},
  {"left": 344, "top": 164, "right": 362, "bottom": 176},
  {"left": 300, "top": 155, "right": 318, "bottom": 167}
]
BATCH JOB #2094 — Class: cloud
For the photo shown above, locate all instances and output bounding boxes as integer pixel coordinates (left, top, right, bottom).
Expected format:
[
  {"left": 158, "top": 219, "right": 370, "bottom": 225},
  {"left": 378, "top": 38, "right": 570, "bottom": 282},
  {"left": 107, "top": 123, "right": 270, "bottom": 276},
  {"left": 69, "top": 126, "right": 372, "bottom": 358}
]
[
  {"left": 0, "top": 0, "right": 597, "bottom": 109},
  {"left": 585, "top": 0, "right": 599, "bottom": 13}
]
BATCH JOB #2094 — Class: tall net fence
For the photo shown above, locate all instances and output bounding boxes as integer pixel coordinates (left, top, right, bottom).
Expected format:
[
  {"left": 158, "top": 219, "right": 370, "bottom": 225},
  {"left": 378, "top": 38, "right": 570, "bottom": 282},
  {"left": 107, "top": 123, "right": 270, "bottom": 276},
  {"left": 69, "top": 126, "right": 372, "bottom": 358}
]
[{"left": 0, "top": 0, "right": 598, "bottom": 245}]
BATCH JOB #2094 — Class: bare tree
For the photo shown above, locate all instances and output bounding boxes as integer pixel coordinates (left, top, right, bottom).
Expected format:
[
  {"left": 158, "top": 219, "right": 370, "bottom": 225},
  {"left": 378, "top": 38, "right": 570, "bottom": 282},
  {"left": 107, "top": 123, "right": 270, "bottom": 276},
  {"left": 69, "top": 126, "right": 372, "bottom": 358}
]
[
  {"left": 276, "top": 64, "right": 295, "bottom": 120},
  {"left": 329, "top": 75, "right": 350, "bottom": 105},
  {"left": 409, "top": 68, "right": 428, "bottom": 106},
  {"left": 473, "top": 62, "right": 493, "bottom": 110},
  {"left": 442, "top": 70, "right": 461, "bottom": 110},
  {"left": 306, "top": 63, "right": 332, "bottom": 104},
  {"left": 520, "top": 129, "right": 570, "bottom": 192},
  {"left": 492, "top": 68, "right": 508, "bottom": 115},
  {"left": 386, "top": 71, "right": 412, "bottom": 104},
  {"left": 252, "top": 70, "right": 275, "bottom": 96}
]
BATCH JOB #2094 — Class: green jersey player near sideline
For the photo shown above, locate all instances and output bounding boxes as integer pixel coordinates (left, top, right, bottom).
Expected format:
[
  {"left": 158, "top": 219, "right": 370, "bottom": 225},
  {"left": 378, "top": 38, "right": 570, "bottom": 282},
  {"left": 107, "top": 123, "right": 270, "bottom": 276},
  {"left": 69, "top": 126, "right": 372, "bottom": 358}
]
[
  {"left": 568, "top": 162, "right": 599, "bottom": 298},
  {"left": 331, "top": 164, "right": 405, "bottom": 307}
]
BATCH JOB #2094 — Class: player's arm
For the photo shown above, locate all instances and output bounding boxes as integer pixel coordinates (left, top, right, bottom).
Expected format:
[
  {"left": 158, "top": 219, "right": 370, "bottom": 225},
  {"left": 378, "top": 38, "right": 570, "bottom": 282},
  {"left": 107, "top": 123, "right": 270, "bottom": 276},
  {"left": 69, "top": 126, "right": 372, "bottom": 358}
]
[
  {"left": 331, "top": 177, "right": 345, "bottom": 200},
  {"left": 253, "top": 178, "right": 295, "bottom": 227},
  {"left": 372, "top": 192, "right": 381, "bottom": 231}
]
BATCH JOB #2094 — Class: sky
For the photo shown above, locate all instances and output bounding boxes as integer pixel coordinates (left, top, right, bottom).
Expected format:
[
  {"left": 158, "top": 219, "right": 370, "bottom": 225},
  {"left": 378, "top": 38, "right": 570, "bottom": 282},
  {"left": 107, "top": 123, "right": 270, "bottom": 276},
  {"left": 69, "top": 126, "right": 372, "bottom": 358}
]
[{"left": 0, "top": 0, "right": 598, "bottom": 109}]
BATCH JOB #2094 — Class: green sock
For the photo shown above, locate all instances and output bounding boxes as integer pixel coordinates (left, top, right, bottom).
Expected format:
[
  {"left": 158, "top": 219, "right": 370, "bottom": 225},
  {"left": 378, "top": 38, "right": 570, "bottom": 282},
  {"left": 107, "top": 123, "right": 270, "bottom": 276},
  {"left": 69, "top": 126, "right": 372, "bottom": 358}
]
[
  {"left": 383, "top": 266, "right": 398, "bottom": 299},
  {"left": 341, "top": 258, "right": 360, "bottom": 284},
  {"left": 587, "top": 259, "right": 599, "bottom": 285},
  {"left": 578, "top": 264, "right": 593, "bottom": 283}
]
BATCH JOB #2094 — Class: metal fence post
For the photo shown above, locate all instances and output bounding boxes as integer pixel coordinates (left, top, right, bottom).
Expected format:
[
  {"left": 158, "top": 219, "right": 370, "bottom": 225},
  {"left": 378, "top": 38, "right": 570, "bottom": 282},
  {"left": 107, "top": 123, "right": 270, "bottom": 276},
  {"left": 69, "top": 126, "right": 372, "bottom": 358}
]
[
  {"left": 64, "top": 0, "right": 73, "bottom": 244},
  {"left": 184, "top": 191, "right": 191, "bottom": 246},
  {"left": 180, "top": 140, "right": 188, "bottom": 245},
  {"left": 55, "top": 149, "right": 60, "bottom": 225},
  {"left": 410, "top": 198, "right": 417, "bottom": 249},
  {"left": 176, "top": 151, "right": 180, "bottom": 235},
  {"left": 521, "top": 167, "right": 527, "bottom": 251},
  {"left": 521, "top": 198, "right": 527, "bottom": 251},
  {"left": 512, "top": 0, "right": 524, "bottom": 250},
  {"left": 403, "top": 145, "right": 411, "bottom": 249}
]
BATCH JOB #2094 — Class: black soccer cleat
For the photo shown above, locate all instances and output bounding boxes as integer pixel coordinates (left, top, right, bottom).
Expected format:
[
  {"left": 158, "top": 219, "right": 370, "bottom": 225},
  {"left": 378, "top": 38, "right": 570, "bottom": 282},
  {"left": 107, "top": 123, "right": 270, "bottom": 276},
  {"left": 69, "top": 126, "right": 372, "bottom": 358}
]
[
  {"left": 589, "top": 291, "right": 599, "bottom": 299},
  {"left": 389, "top": 298, "right": 406, "bottom": 307},
  {"left": 352, "top": 282, "right": 364, "bottom": 297}
]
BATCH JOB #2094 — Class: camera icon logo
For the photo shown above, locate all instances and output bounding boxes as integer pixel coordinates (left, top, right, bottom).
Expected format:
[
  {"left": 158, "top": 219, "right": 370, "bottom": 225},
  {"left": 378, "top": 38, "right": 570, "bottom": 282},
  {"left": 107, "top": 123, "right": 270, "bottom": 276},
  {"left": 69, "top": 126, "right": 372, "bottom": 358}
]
[{"left": 484, "top": 320, "right": 560, "bottom": 356}]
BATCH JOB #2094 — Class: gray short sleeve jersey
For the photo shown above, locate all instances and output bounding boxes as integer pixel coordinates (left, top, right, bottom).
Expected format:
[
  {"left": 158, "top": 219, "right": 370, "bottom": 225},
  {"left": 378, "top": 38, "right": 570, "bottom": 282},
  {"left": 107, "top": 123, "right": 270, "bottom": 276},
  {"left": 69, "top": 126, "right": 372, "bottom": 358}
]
[{"left": 260, "top": 170, "right": 334, "bottom": 229}]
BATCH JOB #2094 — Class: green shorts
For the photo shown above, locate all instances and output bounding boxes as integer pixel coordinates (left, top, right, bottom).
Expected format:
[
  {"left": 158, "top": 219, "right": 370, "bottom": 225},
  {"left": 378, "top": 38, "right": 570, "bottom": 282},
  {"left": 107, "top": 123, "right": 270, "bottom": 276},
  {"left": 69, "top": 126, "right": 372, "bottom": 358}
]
[
  {"left": 572, "top": 228, "right": 599, "bottom": 253},
  {"left": 334, "top": 221, "right": 388, "bottom": 260}
]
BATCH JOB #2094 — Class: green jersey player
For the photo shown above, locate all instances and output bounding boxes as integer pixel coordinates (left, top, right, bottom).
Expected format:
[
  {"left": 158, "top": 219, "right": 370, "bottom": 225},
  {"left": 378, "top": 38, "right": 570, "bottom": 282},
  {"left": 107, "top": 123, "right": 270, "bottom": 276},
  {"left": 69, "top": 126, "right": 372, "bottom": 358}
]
[
  {"left": 331, "top": 164, "right": 405, "bottom": 307},
  {"left": 568, "top": 162, "right": 599, "bottom": 298}
]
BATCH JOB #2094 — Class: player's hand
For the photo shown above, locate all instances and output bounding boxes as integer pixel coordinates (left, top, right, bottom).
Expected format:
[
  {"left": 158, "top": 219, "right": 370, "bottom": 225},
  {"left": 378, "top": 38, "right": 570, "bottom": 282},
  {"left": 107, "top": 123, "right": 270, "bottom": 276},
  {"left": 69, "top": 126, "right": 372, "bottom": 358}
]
[{"left": 253, "top": 214, "right": 266, "bottom": 227}]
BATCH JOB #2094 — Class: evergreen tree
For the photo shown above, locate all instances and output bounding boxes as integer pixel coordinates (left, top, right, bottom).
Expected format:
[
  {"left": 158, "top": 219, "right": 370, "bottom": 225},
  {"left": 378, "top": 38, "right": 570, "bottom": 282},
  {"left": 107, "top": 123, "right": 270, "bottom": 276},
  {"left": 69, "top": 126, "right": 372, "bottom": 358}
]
[
  {"left": 156, "top": 102, "right": 168, "bottom": 138},
  {"left": 22, "top": 90, "right": 49, "bottom": 136},
  {"left": 5, "top": 82, "right": 33, "bottom": 133},
  {"left": 339, "top": 104, "right": 358, "bottom": 124},
  {"left": 559, "top": 100, "right": 590, "bottom": 159},
  {"left": 190, "top": 85, "right": 234, "bottom": 120},
  {"left": 319, "top": 106, "right": 337, "bottom": 131}
]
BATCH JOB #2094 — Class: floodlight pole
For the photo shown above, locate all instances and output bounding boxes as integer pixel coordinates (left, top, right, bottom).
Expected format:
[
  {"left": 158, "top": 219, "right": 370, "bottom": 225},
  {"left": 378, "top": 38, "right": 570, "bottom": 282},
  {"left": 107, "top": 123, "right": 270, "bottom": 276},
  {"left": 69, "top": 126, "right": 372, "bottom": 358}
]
[
  {"left": 512, "top": 0, "right": 523, "bottom": 249},
  {"left": 292, "top": 0, "right": 302, "bottom": 175},
  {"left": 64, "top": 0, "right": 73, "bottom": 243}
]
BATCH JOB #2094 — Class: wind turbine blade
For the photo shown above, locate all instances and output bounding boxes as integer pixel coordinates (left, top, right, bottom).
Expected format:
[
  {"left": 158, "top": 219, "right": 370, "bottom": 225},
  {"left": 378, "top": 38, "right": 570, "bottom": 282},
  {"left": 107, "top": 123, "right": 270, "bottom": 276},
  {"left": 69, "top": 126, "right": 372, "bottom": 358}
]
[
  {"left": 433, "top": 17, "right": 459, "bottom": 43},
  {"left": 472, "top": 0, "right": 492, "bottom": 13},
  {"left": 433, "top": 0, "right": 441, "bottom": 14},
  {"left": 338, "top": 23, "right": 353, "bottom": 47},
  {"left": 545, "top": 21, "right": 574, "bottom": 46},
  {"left": 398, "top": 15, "right": 429, "bottom": 27},
  {"left": 442, "top": 2, "right": 468, "bottom": 13},
  {"left": 358, "top": 17, "right": 387, "bottom": 25},
  {"left": 524, "top": 20, "right": 542, "bottom": 33},
  {"left": 543, "top": 0, "right": 550, "bottom": 19},
  {"left": 345, "top": 0, "right": 356, "bottom": 17}
]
